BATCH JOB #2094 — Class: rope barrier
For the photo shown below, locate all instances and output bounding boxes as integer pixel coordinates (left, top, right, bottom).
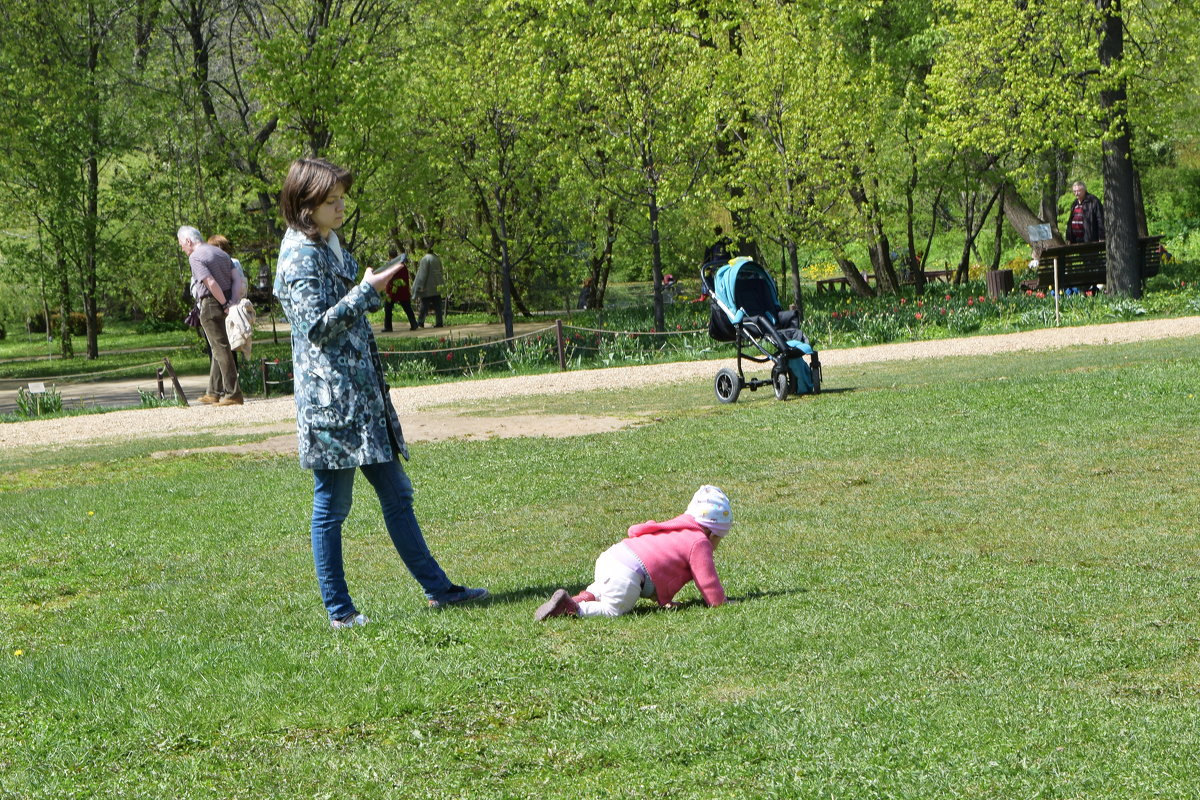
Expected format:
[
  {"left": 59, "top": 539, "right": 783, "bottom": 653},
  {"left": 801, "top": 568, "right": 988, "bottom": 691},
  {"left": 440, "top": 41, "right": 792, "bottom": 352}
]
[
  {"left": 13, "top": 359, "right": 167, "bottom": 382},
  {"left": 374, "top": 323, "right": 711, "bottom": 372},
  {"left": 378, "top": 324, "right": 561, "bottom": 357},
  {"left": 377, "top": 323, "right": 707, "bottom": 360},
  {"left": 563, "top": 324, "right": 707, "bottom": 335}
]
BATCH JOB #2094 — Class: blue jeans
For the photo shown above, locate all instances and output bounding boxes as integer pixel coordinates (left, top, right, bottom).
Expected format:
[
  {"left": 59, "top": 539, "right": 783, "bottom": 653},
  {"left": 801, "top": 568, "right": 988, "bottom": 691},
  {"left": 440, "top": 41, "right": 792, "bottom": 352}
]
[{"left": 311, "top": 459, "right": 452, "bottom": 621}]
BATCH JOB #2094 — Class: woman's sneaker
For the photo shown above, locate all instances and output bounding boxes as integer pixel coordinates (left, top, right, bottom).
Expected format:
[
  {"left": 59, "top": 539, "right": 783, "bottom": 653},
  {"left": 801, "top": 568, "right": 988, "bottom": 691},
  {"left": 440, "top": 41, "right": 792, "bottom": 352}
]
[
  {"left": 330, "top": 613, "right": 369, "bottom": 630},
  {"left": 427, "top": 585, "right": 489, "bottom": 609}
]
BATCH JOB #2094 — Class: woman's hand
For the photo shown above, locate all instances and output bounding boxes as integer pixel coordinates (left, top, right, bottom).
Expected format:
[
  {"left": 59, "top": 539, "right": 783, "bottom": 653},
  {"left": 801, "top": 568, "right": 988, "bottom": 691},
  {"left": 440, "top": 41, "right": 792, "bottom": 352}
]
[{"left": 363, "top": 260, "right": 406, "bottom": 292}]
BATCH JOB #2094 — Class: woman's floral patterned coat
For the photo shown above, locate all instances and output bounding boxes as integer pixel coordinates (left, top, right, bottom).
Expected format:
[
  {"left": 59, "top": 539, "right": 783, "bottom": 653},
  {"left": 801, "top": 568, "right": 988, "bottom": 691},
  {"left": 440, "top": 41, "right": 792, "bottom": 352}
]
[{"left": 274, "top": 228, "right": 407, "bottom": 470}]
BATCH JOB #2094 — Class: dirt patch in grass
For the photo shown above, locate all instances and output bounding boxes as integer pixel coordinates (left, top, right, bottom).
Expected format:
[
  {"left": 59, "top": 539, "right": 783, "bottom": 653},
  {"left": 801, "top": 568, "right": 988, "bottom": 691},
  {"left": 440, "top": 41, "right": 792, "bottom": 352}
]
[{"left": 154, "top": 411, "right": 641, "bottom": 458}]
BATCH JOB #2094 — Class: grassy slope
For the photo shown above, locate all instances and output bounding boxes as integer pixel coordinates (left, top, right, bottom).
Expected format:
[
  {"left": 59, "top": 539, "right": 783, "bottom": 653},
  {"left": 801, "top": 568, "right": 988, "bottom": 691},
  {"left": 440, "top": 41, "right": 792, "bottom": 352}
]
[{"left": 2, "top": 337, "right": 1199, "bottom": 798}]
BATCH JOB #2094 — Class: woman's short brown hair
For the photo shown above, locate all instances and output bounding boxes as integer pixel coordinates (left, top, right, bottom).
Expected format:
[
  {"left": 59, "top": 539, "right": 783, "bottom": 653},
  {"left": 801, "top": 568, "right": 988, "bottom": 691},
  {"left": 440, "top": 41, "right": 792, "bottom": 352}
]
[
  {"left": 207, "top": 234, "right": 232, "bottom": 253},
  {"left": 280, "top": 158, "right": 353, "bottom": 238}
]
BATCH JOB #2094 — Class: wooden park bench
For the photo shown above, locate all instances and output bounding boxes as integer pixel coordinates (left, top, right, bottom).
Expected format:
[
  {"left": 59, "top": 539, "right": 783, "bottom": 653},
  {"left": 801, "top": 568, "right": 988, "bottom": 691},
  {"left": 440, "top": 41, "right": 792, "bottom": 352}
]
[
  {"left": 815, "top": 276, "right": 852, "bottom": 294},
  {"left": 815, "top": 268, "right": 954, "bottom": 294},
  {"left": 1029, "top": 236, "right": 1163, "bottom": 292}
]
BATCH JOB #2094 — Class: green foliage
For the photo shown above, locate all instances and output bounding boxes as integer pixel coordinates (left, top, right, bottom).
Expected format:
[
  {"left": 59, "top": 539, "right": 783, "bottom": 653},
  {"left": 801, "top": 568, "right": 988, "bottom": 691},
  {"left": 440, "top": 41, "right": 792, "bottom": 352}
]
[
  {"left": 137, "top": 389, "right": 185, "bottom": 408},
  {"left": 25, "top": 312, "right": 103, "bottom": 337},
  {"left": 3, "top": 0, "right": 1200, "bottom": 333},
  {"left": 802, "top": 270, "right": 1200, "bottom": 346},
  {"left": 236, "top": 358, "right": 294, "bottom": 398},
  {"left": 134, "top": 317, "right": 184, "bottom": 335},
  {"left": 15, "top": 384, "right": 62, "bottom": 417},
  {"left": 504, "top": 337, "right": 553, "bottom": 372},
  {"left": 386, "top": 356, "right": 438, "bottom": 384}
]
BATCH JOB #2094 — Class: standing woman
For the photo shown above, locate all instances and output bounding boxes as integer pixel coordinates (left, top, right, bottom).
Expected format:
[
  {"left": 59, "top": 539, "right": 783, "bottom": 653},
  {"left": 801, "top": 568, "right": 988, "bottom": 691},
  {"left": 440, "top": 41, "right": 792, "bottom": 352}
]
[{"left": 274, "top": 158, "right": 487, "bottom": 628}]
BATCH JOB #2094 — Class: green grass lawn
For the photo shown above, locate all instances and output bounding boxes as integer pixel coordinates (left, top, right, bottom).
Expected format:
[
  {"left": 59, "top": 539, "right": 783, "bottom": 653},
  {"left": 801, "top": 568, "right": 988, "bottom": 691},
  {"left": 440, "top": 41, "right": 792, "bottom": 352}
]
[{"left": 3, "top": 337, "right": 1200, "bottom": 798}]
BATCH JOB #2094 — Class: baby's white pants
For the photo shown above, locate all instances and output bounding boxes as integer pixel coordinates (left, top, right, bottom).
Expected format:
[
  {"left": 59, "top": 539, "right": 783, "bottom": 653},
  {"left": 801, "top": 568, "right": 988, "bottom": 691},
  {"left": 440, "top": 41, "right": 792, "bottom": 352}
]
[{"left": 577, "top": 543, "right": 656, "bottom": 618}]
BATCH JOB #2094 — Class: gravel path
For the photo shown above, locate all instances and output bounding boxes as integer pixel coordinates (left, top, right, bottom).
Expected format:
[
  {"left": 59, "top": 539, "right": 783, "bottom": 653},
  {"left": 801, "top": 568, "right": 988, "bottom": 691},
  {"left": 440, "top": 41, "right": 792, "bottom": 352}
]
[{"left": 3, "top": 316, "right": 1197, "bottom": 452}]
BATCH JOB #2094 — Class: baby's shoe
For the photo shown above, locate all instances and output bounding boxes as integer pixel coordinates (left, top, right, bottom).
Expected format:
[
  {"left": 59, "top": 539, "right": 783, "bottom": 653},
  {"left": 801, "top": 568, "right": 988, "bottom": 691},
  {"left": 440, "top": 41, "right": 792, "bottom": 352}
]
[{"left": 534, "top": 589, "right": 579, "bottom": 621}]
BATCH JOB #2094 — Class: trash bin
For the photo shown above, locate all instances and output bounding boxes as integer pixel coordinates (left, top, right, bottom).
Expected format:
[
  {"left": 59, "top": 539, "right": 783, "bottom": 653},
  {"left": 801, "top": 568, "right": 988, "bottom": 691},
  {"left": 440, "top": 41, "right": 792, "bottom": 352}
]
[{"left": 985, "top": 269, "right": 1014, "bottom": 300}]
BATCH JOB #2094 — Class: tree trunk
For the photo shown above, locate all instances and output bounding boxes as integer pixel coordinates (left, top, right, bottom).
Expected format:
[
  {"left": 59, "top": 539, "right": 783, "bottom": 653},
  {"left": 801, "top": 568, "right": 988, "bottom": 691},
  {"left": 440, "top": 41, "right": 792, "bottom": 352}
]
[
  {"left": 835, "top": 253, "right": 874, "bottom": 297},
  {"left": 84, "top": 11, "right": 101, "bottom": 360},
  {"left": 987, "top": 180, "right": 1066, "bottom": 254},
  {"left": 1097, "top": 0, "right": 1141, "bottom": 297},
  {"left": 918, "top": 186, "right": 944, "bottom": 294},
  {"left": 955, "top": 184, "right": 1001, "bottom": 284},
  {"left": 848, "top": 173, "right": 900, "bottom": 294},
  {"left": 1039, "top": 148, "right": 1071, "bottom": 240},
  {"left": 904, "top": 146, "right": 925, "bottom": 294},
  {"left": 649, "top": 192, "right": 665, "bottom": 332},
  {"left": 786, "top": 239, "right": 804, "bottom": 320},
  {"left": 1132, "top": 166, "right": 1148, "bottom": 238},
  {"left": 57, "top": 256, "right": 73, "bottom": 359},
  {"left": 778, "top": 242, "right": 788, "bottom": 304},
  {"left": 991, "top": 190, "right": 1005, "bottom": 271},
  {"left": 586, "top": 205, "right": 616, "bottom": 309},
  {"left": 495, "top": 188, "right": 515, "bottom": 339},
  {"left": 509, "top": 281, "right": 533, "bottom": 319}
]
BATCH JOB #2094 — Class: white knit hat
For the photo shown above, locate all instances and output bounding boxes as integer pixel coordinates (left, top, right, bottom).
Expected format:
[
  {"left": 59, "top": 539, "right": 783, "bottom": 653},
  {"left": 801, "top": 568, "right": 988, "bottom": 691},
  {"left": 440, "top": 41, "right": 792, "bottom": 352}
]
[{"left": 686, "top": 485, "right": 732, "bottom": 535}]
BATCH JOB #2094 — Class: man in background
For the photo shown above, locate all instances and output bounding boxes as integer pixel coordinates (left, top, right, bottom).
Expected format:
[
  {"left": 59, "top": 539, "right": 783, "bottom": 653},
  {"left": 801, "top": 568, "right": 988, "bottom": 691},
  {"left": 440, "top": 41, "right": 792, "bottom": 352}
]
[
  {"left": 1065, "top": 181, "right": 1105, "bottom": 244},
  {"left": 177, "top": 225, "right": 242, "bottom": 405},
  {"left": 413, "top": 250, "right": 445, "bottom": 328}
]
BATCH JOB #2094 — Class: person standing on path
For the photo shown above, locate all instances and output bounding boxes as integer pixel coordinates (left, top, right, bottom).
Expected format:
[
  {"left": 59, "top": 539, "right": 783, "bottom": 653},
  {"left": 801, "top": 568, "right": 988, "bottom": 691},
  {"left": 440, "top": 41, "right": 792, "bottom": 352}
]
[
  {"left": 382, "top": 251, "right": 418, "bottom": 332},
  {"left": 177, "top": 226, "right": 242, "bottom": 405},
  {"left": 273, "top": 157, "right": 487, "bottom": 629},
  {"left": 413, "top": 250, "right": 445, "bottom": 328},
  {"left": 206, "top": 234, "right": 250, "bottom": 390}
]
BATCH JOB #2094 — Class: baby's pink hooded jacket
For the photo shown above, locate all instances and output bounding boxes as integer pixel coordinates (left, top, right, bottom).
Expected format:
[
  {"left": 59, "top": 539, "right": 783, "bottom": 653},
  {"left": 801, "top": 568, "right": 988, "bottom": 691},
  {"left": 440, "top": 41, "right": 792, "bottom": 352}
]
[{"left": 623, "top": 514, "right": 726, "bottom": 607}]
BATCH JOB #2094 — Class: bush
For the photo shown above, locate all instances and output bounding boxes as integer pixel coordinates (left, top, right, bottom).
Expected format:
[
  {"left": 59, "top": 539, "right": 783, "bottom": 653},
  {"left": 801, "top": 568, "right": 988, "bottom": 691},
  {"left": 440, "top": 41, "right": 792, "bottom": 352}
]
[
  {"left": 25, "top": 311, "right": 48, "bottom": 333},
  {"left": 26, "top": 311, "right": 103, "bottom": 336},
  {"left": 138, "top": 389, "right": 186, "bottom": 408},
  {"left": 947, "top": 307, "right": 983, "bottom": 335},
  {"left": 136, "top": 317, "right": 183, "bottom": 334},
  {"left": 386, "top": 357, "right": 438, "bottom": 383},
  {"left": 16, "top": 384, "right": 63, "bottom": 417}
]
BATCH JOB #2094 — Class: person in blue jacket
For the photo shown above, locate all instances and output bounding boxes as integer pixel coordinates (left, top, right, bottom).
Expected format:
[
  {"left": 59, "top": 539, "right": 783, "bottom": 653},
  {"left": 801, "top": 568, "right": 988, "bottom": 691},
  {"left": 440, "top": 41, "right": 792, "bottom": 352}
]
[{"left": 273, "top": 157, "right": 487, "bottom": 629}]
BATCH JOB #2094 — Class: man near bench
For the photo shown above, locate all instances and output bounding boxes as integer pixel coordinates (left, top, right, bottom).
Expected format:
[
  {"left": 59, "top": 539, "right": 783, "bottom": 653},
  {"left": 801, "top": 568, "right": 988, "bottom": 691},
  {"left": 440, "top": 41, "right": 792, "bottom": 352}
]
[{"left": 1065, "top": 181, "right": 1105, "bottom": 244}]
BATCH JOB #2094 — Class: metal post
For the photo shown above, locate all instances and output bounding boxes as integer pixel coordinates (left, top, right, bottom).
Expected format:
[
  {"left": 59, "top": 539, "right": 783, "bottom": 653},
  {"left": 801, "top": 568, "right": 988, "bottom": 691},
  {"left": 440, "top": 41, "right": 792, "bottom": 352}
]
[
  {"left": 261, "top": 358, "right": 269, "bottom": 398},
  {"left": 156, "top": 367, "right": 166, "bottom": 399},
  {"left": 555, "top": 319, "right": 567, "bottom": 371},
  {"left": 1053, "top": 256, "right": 1061, "bottom": 326}
]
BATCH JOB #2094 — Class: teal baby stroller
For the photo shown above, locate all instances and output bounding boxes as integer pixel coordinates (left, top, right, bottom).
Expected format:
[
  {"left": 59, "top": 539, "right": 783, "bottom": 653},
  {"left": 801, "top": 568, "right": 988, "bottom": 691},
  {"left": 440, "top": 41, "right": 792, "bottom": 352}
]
[{"left": 701, "top": 257, "right": 822, "bottom": 403}]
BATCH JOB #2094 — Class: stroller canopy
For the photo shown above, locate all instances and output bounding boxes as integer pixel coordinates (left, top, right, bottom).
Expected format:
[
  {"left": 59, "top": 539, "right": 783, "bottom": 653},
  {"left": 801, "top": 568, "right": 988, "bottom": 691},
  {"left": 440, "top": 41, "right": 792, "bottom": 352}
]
[{"left": 711, "top": 257, "right": 781, "bottom": 325}]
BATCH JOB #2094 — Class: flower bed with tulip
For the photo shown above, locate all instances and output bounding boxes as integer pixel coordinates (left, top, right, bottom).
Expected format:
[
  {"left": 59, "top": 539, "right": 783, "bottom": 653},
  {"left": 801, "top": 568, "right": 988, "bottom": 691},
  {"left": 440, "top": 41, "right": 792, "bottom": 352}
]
[{"left": 803, "top": 274, "right": 1200, "bottom": 347}]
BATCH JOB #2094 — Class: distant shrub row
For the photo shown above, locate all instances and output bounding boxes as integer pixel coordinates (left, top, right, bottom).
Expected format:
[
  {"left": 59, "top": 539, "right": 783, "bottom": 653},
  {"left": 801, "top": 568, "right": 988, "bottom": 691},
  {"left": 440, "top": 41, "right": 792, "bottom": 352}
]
[{"left": 25, "top": 311, "right": 104, "bottom": 336}]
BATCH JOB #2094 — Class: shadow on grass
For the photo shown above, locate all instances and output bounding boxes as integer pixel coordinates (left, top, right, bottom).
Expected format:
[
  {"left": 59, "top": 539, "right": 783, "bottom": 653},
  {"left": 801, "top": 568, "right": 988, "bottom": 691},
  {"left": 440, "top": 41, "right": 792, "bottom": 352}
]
[
  {"left": 483, "top": 584, "right": 582, "bottom": 605},
  {"left": 615, "top": 586, "right": 811, "bottom": 615},
  {"left": 489, "top": 585, "right": 809, "bottom": 611}
]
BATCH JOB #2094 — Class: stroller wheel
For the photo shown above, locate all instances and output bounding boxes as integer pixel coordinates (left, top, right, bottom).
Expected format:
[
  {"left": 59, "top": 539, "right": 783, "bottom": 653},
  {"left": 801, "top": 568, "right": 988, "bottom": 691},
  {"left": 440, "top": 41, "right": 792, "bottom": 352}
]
[
  {"left": 771, "top": 365, "right": 793, "bottom": 401},
  {"left": 714, "top": 367, "right": 741, "bottom": 404},
  {"left": 811, "top": 361, "right": 822, "bottom": 394}
]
